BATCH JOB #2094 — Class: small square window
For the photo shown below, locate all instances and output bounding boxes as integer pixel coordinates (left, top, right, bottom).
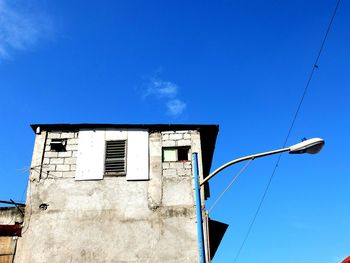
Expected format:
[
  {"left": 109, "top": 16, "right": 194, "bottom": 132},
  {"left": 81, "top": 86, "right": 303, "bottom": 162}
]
[
  {"left": 163, "top": 147, "right": 190, "bottom": 162},
  {"left": 163, "top": 148, "right": 177, "bottom": 162},
  {"left": 50, "top": 139, "right": 67, "bottom": 152},
  {"left": 178, "top": 148, "right": 189, "bottom": 161}
]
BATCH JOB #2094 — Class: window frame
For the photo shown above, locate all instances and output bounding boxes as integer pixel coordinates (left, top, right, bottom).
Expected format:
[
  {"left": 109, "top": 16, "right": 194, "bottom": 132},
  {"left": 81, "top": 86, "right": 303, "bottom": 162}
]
[
  {"left": 104, "top": 139, "right": 127, "bottom": 176},
  {"left": 49, "top": 139, "right": 67, "bottom": 152},
  {"left": 162, "top": 147, "right": 190, "bottom": 162}
]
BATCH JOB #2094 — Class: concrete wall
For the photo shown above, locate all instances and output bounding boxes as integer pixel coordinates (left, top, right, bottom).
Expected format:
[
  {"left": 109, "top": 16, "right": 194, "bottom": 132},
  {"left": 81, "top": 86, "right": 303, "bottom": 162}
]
[
  {"left": 15, "top": 128, "right": 206, "bottom": 263},
  {"left": 0, "top": 207, "right": 24, "bottom": 225}
]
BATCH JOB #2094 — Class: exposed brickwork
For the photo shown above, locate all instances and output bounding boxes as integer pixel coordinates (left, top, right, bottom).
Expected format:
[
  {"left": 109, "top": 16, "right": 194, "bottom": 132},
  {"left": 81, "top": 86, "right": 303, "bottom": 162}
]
[
  {"left": 41, "top": 129, "right": 195, "bottom": 181},
  {"left": 161, "top": 130, "right": 192, "bottom": 178},
  {"left": 41, "top": 131, "right": 79, "bottom": 179}
]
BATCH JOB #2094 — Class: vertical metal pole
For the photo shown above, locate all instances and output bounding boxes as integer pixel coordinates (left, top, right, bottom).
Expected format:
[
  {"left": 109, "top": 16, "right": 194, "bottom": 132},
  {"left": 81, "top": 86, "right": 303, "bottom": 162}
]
[{"left": 193, "top": 152, "right": 205, "bottom": 263}]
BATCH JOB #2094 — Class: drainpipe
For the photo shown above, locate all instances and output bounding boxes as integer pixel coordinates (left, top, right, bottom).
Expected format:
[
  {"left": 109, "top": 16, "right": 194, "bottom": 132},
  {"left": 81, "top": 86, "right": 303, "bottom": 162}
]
[{"left": 193, "top": 152, "right": 205, "bottom": 263}]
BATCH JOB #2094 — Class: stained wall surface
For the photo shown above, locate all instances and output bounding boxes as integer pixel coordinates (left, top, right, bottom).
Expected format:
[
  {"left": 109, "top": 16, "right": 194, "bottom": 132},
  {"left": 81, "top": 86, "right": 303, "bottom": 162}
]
[{"left": 15, "top": 128, "right": 205, "bottom": 263}]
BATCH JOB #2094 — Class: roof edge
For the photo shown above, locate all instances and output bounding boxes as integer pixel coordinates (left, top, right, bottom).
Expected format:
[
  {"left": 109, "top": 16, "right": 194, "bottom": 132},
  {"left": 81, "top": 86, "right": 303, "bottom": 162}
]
[{"left": 30, "top": 123, "right": 219, "bottom": 133}]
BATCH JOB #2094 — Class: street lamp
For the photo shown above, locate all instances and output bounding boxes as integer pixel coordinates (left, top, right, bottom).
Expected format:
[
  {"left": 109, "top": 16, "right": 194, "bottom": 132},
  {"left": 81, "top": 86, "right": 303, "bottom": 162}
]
[
  {"left": 201, "top": 137, "right": 325, "bottom": 186},
  {"left": 193, "top": 137, "right": 325, "bottom": 263}
]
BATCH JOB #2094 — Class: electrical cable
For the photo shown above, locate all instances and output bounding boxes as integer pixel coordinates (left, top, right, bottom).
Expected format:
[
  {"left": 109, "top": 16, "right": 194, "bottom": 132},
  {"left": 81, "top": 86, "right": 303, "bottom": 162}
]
[
  {"left": 20, "top": 179, "right": 28, "bottom": 203},
  {"left": 21, "top": 167, "right": 39, "bottom": 235},
  {"left": 208, "top": 159, "right": 253, "bottom": 214},
  {"left": 233, "top": 0, "right": 341, "bottom": 262}
]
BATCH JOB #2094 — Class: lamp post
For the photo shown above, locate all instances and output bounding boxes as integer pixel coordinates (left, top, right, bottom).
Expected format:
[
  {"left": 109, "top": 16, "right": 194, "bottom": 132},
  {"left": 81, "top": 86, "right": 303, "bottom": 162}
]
[{"left": 193, "top": 138, "right": 325, "bottom": 263}]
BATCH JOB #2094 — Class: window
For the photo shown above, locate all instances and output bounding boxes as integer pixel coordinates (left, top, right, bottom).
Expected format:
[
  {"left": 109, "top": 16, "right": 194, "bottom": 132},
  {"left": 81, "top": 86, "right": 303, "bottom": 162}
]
[
  {"left": 104, "top": 140, "right": 127, "bottom": 175},
  {"left": 50, "top": 139, "right": 67, "bottom": 152},
  {"left": 163, "top": 147, "right": 190, "bottom": 162},
  {"left": 76, "top": 130, "right": 149, "bottom": 181}
]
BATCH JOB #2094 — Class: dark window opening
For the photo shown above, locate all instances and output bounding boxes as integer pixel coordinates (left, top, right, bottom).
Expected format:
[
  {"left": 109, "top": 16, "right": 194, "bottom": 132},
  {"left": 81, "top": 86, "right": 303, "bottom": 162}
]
[
  {"left": 178, "top": 148, "right": 189, "bottom": 161},
  {"left": 50, "top": 139, "right": 67, "bottom": 152}
]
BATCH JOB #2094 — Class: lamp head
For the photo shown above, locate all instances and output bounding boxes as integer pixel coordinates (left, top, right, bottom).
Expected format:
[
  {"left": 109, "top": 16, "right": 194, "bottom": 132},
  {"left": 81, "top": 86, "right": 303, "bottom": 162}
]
[{"left": 289, "top": 138, "right": 325, "bottom": 154}]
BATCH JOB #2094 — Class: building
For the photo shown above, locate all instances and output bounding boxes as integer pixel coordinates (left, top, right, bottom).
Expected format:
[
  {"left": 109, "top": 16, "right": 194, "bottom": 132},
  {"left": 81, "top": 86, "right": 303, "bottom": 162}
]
[
  {"left": 11, "top": 124, "right": 226, "bottom": 263},
  {"left": 0, "top": 206, "right": 24, "bottom": 262}
]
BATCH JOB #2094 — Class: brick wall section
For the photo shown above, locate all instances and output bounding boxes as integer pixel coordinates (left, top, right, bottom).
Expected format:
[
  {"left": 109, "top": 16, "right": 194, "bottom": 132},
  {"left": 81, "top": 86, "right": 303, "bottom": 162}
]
[
  {"left": 161, "top": 130, "right": 192, "bottom": 178},
  {"left": 41, "top": 131, "right": 79, "bottom": 179},
  {"left": 41, "top": 130, "right": 194, "bottom": 180}
]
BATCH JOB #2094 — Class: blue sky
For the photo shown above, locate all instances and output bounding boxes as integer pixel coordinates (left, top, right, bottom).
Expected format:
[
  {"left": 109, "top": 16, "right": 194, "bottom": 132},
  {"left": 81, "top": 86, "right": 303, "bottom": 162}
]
[{"left": 0, "top": 0, "right": 349, "bottom": 262}]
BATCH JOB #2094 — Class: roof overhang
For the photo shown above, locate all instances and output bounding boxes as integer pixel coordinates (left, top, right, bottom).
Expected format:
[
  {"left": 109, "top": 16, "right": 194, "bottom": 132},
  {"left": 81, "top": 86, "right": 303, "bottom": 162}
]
[{"left": 0, "top": 223, "right": 22, "bottom": 237}]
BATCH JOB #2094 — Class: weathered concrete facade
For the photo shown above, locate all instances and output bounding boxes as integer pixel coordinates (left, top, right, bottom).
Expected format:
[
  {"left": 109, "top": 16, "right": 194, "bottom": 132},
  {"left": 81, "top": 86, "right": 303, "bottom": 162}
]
[
  {"left": 15, "top": 124, "right": 218, "bottom": 263},
  {"left": 0, "top": 207, "right": 24, "bottom": 225}
]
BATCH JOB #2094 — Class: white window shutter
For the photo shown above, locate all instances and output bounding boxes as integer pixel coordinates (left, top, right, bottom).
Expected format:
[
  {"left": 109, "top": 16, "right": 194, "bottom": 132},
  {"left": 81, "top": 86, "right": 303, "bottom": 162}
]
[
  {"left": 126, "top": 130, "right": 149, "bottom": 180},
  {"left": 75, "top": 130, "right": 105, "bottom": 181},
  {"left": 105, "top": 130, "right": 127, "bottom": 141}
]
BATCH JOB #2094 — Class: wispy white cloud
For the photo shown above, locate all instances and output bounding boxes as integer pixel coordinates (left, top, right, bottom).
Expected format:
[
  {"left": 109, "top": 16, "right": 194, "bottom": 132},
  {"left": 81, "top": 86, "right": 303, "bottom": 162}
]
[
  {"left": 166, "top": 99, "right": 186, "bottom": 116},
  {"left": 143, "top": 76, "right": 187, "bottom": 117},
  {"left": 0, "top": 0, "right": 51, "bottom": 59},
  {"left": 144, "top": 78, "right": 178, "bottom": 99}
]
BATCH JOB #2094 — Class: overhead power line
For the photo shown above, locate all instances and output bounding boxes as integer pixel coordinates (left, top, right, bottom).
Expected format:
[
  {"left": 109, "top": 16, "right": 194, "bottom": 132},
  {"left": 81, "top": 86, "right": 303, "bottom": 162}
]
[{"left": 233, "top": 0, "right": 342, "bottom": 262}]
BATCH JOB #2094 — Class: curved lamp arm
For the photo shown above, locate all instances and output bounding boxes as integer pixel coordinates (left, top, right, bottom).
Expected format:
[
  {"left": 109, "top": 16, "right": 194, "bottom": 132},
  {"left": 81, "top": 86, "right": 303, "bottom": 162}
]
[
  {"left": 200, "top": 147, "right": 289, "bottom": 186},
  {"left": 200, "top": 138, "right": 324, "bottom": 186}
]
